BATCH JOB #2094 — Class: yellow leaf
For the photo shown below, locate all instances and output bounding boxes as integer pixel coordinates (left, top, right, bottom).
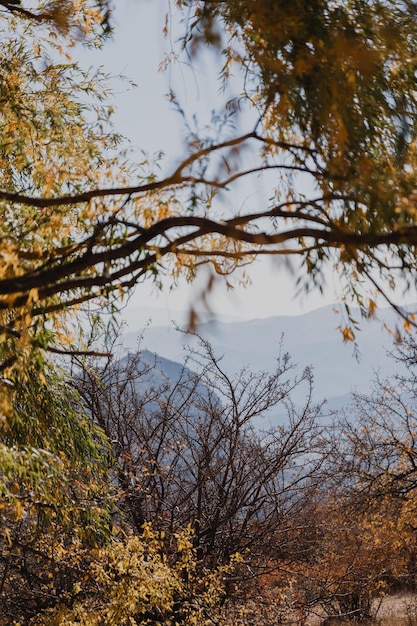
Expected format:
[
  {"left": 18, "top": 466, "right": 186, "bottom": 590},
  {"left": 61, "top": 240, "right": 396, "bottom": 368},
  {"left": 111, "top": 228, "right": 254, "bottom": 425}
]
[
  {"left": 3, "top": 527, "right": 12, "bottom": 547},
  {"left": 367, "top": 299, "right": 377, "bottom": 318},
  {"left": 341, "top": 326, "right": 355, "bottom": 342}
]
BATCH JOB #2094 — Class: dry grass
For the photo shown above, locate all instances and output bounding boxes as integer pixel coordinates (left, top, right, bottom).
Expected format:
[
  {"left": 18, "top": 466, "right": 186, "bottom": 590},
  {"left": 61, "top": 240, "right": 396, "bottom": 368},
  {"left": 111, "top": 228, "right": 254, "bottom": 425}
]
[
  {"left": 305, "top": 593, "right": 417, "bottom": 626},
  {"left": 373, "top": 593, "right": 417, "bottom": 626},
  {"left": 218, "top": 592, "right": 417, "bottom": 625}
]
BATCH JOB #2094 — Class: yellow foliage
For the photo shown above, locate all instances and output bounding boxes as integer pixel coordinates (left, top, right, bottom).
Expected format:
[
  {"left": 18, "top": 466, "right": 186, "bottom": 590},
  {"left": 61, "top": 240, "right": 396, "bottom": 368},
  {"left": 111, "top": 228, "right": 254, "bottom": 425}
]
[
  {"left": 341, "top": 326, "right": 355, "bottom": 342},
  {"left": 32, "top": 525, "right": 239, "bottom": 626}
]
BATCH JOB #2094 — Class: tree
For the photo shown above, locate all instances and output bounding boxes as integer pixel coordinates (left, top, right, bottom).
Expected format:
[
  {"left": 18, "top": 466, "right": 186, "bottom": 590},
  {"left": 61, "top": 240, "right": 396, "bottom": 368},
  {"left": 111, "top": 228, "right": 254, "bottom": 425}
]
[
  {"left": 0, "top": 0, "right": 121, "bottom": 557},
  {"left": 0, "top": 364, "right": 113, "bottom": 623},
  {"left": 1, "top": 0, "right": 417, "bottom": 366},
  {"left": 2, "top": 2, "right": 417, "bottom": 618},
  {"left": 1, "top": 519, "right": 239, "bottom": 626},
  {"left": 174, "top": 0, "right": 417, "bottom": 318},
  {"left": 327, "top": 334, "right": 417, "bottom": 510},
  {"left": 0, "top": 0, "right": 112, "bottom": 36},
  {"left": 300, "top": 337, "right": 417, "bottom": 620},
  {"left": 73, "top": 329, "right": 325, "bottom": 590},
  {"left": 0, "top": 324, "right": 326, "bottom": 622},
  {"left": 283, "top": 492, "right": 404, "bottom": 622}
]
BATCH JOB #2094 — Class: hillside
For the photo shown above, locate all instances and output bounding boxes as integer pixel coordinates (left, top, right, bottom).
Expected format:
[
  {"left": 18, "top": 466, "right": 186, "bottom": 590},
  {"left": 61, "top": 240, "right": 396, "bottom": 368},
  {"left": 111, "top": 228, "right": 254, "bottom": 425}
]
[{"left": 122, "top": 304, "right": 412, "bottom": 404}]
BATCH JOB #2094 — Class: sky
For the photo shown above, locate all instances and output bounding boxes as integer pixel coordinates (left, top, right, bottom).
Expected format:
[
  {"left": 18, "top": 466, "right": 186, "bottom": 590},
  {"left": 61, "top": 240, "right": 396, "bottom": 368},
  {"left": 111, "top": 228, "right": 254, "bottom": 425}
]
[{"left": 75, "top": 1, "right": 408, "bottom": 323}]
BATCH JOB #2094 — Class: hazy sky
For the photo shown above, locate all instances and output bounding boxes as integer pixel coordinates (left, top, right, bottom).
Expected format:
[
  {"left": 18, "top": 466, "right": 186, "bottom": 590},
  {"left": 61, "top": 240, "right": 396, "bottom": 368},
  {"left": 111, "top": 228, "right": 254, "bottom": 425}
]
[{"left": 75, "top": 1, "right": 354, "bottom": 320}]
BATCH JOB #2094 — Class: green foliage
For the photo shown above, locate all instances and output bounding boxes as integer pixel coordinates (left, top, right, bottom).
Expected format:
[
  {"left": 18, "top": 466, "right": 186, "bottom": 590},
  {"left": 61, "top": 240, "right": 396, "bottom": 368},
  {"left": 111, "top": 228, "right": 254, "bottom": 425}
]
[
  {"left": 0, "top": 0, "right": 122, "bottom": 538},
  {"left": 0, "top": 360, "right": 111, "bottom": 520},
  {"left": 0, "top": 361, "right": 115, "bottom": 623}
]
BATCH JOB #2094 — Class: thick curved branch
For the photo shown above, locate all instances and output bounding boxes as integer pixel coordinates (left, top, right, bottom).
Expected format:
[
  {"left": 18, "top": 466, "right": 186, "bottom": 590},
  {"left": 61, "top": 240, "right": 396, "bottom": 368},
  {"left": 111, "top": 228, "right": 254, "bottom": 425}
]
[
  {"left": 2, "top": 208, "right": 417, "bottom": 314},
  {"left": 0, "top": 122, "right": 416, "bottom": 327}
]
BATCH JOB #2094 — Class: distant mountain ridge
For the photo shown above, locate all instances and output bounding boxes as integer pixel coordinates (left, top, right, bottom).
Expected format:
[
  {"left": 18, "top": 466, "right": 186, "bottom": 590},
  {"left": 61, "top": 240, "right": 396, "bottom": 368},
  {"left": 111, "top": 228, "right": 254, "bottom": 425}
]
[
  {"left": 122, "top": 303, "right": 414, "bottom": 404},
  {"left": 117, "top": 348, "right": 215, "bottom": 413}
]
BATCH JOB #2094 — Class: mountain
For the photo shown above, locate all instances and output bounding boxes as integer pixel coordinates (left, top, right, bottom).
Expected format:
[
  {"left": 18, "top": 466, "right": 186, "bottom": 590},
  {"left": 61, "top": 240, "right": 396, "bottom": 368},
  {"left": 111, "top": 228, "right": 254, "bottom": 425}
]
[
  {"left": 122, "top": 304, "right": 413, "bottom": 404},
  {"left": 118, "top": 347, "right": 214, "bottom": 400},
  {"left": 120, "top": 305, "right": 242, "bottom": 329},
  {"left": 132, "top": 348, "right": 191, "bottom": 385},
  {"left": 107, "top": 348, "right": 219, "bottom": 425}
]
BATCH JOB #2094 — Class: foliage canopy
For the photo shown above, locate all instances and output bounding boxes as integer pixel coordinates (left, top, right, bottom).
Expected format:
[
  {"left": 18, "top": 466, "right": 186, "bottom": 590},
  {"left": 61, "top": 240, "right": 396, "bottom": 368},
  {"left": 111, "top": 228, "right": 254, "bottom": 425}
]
[
  {"left": 5, "top": 3, "right": 417, "bottom": 622},
  {"left": 0, "top": 0, "right": 416, "bottom": 361}
]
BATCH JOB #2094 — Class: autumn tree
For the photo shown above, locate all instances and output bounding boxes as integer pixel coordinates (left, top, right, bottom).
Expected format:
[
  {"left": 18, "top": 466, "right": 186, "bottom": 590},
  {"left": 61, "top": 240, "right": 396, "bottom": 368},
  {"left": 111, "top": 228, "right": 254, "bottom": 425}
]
[
  {"left": 288, "top": 338, "right": 417, "bottom": 621},
  {"left": 0, "top": 330, "right": 243, "bottom": 623},
  {"left": 2, "top": 2, "right": 417, "bottom": 620},
  {"left": 0, "top": 0, "right": 122, "bottom": 566},
  {"left": 0, "top": 7, "right": 125, "bottom": 618},
  {"left": 0, "top": 363, "right": 114, "bottom": 623},
  {"left": 326, "top": 336, "right": 417, "bottom": 590},
  {"left": 282, "top": 492, "right": 404, "bottom": 622},
  {"left": 73, "top": 329, "right": 325, "bottom": 591},
  {"left": 0, "top": 323, "right": 326, "bottom": 622},
  {"left": 174, "top": 0, "right": 417, "bottom": 321},
  {"left": 1, "top": 0, "right": 417, "bottom": 365}
]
